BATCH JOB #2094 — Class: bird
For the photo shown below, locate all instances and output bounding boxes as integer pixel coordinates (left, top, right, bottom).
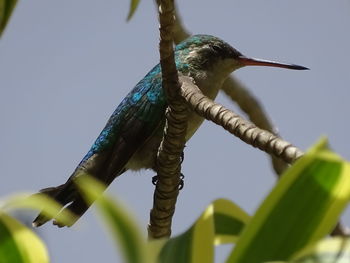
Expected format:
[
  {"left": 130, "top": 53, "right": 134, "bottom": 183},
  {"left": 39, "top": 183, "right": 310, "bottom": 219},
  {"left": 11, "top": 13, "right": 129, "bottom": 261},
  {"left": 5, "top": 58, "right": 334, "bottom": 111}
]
[{"left": 33, "top": 34, "right": 308, "bottom": 227}]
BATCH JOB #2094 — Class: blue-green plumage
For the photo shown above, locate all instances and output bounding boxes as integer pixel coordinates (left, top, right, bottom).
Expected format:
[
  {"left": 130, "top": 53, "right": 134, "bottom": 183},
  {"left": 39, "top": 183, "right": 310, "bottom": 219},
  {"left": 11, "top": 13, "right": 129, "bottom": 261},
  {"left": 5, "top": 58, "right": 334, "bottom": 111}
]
[
  {"left": 86, "top": 64, "right": 165, "bottom": 158},
  {"left": 33, "top": 34, "right": 307, "bottom": 227}
]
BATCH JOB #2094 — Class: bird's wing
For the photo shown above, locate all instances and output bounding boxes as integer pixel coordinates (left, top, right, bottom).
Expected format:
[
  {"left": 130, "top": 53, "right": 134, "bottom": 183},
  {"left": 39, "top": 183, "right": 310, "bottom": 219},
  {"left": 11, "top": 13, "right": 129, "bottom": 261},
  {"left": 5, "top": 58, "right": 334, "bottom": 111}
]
[{"left": 33, "top": 65, "right": 166, "bottom": 227}]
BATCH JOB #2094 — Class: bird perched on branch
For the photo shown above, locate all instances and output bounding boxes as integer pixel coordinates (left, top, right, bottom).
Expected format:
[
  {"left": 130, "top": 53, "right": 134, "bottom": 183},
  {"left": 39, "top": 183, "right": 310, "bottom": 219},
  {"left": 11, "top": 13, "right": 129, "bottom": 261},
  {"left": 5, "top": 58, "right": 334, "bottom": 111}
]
[{"left": 33, "top": 34, "right": 308, "bottom": 227}]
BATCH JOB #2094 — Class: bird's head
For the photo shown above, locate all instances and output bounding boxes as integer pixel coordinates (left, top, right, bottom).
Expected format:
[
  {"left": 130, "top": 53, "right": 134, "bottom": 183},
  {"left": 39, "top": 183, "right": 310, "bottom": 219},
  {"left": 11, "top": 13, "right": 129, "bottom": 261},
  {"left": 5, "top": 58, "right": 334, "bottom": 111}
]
[{"left": 175, "top": 34, "right": 308, "bottom": 76}]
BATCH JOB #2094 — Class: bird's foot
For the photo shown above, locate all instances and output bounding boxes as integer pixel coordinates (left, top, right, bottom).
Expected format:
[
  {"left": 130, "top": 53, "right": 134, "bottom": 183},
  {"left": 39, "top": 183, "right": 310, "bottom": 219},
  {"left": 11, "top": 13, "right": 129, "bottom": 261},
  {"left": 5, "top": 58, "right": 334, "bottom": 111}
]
[
  {"left": 178, "top": 173, "right": 185, "bottom": 190},
  {"left": 152, "top": 175, "right": 158, "bottom": 185},
  {"left": 152, "top": 173, "right": 185, "bottom": 190},
  {"left": 180, "top": 150, "right": 185, "bottom": 164}
]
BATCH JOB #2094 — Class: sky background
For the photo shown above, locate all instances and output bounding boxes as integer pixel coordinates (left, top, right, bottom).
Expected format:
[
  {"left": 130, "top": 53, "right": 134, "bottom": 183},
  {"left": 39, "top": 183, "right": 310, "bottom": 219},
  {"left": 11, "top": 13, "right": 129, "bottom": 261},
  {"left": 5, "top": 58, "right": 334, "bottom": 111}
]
[{"left": 1, "top": 1, "right": 350, "bottom": 262}]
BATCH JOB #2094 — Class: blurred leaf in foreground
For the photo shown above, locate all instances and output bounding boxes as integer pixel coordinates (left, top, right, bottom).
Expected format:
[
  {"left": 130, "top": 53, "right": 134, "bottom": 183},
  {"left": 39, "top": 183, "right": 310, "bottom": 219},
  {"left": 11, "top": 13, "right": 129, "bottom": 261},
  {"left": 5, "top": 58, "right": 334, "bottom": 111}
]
[
  {"left": 77, "top": 175, "right": 147, "bottom": 263},
  {"left": 291, "top": 237, "right": 350, "bottom": 263},
  {"left": 158, "top": 199, "right": 250, "bottom": 263},
  {"left": 227, "top": 138, "right": 350, "bottom": 263},
  {"left": 0, "top": 0, "right": 17, "bottom": 37},
  {"left": 126, "top": 0, "right": 140, "bottom": 21},
  {"left": 0, "top": 212, "right": 48, "bottom": 263}
]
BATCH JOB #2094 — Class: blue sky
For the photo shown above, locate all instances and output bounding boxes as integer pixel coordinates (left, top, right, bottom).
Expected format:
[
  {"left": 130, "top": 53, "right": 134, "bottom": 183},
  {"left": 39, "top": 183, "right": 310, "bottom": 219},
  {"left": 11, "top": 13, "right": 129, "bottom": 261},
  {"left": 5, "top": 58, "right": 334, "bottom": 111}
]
[{"left": 1, "top": 1, "right": 350, "bottom": 262}]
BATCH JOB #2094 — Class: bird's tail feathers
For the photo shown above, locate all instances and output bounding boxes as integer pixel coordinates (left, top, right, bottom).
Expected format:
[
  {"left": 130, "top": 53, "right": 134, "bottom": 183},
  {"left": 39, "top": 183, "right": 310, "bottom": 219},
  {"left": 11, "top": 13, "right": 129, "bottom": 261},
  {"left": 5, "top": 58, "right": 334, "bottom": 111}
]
[
  {"left": 32, "top": 180, "right": 87, "bottom": 228},
  {"left": 33, "top": 146, "right": 128, "bottom": 228}
]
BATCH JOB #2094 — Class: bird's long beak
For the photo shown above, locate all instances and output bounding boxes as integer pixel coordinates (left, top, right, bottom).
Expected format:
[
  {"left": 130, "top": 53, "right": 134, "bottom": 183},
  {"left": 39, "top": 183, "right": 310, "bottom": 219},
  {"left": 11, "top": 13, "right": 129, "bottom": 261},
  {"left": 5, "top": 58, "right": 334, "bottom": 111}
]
[{"left": 238, "top": 56, "right": 309, "bottom": 70}]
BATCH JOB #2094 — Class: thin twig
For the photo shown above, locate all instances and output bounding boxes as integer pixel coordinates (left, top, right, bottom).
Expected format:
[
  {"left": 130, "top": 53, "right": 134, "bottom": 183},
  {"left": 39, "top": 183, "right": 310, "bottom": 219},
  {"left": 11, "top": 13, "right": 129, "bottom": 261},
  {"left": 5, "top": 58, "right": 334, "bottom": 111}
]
[
  {"left": 331, "top": 222, "right": 350, "bottom": 237},
  {"left": 155, "top": 0, "right": 190, "bottom": 44},
  {"left": 221, "top": 78, "right": 289, "bottom": 175},
  {"left": 179, "top": 75, "right": 303, "bottom": 163},
  {"left": 148, "top": 0, "right": 188, "bottom": 239}
]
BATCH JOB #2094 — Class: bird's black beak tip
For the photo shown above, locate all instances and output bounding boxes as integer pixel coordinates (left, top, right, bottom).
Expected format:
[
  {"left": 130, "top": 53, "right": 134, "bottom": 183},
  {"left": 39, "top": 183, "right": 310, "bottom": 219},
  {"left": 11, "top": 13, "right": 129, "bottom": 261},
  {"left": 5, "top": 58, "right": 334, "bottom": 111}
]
[{"left": 291, "top": 64, "right": 310, "bottom": 70}]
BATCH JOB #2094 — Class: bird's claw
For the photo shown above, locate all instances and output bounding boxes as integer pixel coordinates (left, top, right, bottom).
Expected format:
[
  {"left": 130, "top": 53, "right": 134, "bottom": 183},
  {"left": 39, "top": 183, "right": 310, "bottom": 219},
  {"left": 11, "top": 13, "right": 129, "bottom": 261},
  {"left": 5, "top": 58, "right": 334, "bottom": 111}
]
[
  {"left": 151, "top": 173, "right": 185, "bottom": 190},
  {"left": 178, "top": 173, "right": 185, "bottom": 190},
  {"left": 152, "top": 175, "right": 158, "bottom": 185},
  {"left": 180, "top": 150, "right": 185, "bottom": 164}
]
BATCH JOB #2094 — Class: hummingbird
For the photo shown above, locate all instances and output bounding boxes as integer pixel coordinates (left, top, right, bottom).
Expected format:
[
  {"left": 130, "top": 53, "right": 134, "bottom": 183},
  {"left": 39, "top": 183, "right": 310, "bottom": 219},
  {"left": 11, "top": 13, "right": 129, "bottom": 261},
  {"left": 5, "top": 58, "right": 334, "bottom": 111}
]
[{"left": 33, "top": 34, "right": 308, "bottom": 227}]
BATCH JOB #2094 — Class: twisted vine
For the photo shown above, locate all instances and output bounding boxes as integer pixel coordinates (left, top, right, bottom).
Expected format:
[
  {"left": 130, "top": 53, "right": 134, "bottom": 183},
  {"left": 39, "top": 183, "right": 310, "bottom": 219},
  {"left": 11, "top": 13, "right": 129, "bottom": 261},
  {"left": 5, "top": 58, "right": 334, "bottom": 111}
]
[{"left": 148, "top": 0, "right": 188, "bottom": 239}]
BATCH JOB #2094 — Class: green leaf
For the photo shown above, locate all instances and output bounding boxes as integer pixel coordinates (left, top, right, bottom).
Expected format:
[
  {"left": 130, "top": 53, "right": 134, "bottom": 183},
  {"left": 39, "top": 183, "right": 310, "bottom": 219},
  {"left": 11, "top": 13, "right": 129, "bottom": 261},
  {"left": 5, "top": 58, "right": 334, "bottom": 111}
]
[
  {"left": 227, "top": 138, "right": 350, "bottom": 263},
  {"left": 291, "top": 237, "right": 350, "bottom": 263},
  {"left": 213, "top": 199, "right": 249, "bottom": 245},
  {"left": 1, "top": 192, "right": 76, "bottom": 227},
  {"left": 0, "top": 0, "right": 17, "bottom": 37},
  {"left": 157, "top": 199, "right": 250, "bottom": 263},
  {"left": 76, "top": 176, "right": 147, "bottom": 263},
  {"left": 0, "top": 212, "right": 49, "bottom": 263},
  {"left": 126, "top": 0, "right": 140, "bottom": 21}
]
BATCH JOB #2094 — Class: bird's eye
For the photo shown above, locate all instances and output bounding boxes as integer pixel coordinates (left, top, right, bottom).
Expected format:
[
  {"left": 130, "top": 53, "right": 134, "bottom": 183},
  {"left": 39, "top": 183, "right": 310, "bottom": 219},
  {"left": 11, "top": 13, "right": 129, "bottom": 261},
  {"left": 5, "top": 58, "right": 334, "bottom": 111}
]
[{"left": 211, "top": 45, "right": 221, "bottom": 53}]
